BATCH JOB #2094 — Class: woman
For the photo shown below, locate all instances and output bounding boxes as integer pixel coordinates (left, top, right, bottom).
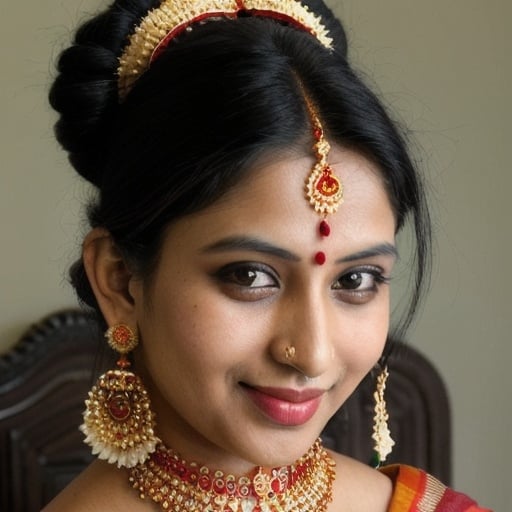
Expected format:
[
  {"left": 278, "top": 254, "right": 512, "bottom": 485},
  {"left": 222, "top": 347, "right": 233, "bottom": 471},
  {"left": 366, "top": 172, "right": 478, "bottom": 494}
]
[{"left": 44, "top": 1, "right": 490, "bottom": 510}]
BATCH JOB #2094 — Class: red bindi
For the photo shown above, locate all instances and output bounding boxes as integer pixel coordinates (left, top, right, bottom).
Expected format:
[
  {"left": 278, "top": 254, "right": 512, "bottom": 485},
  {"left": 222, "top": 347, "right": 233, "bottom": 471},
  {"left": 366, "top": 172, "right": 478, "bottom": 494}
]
[
  {"left": 314, "top": 252, "right": 326, "bottom": 265},
  {"left": 319, "top": 220, "right": 331, "bottom": 237}
]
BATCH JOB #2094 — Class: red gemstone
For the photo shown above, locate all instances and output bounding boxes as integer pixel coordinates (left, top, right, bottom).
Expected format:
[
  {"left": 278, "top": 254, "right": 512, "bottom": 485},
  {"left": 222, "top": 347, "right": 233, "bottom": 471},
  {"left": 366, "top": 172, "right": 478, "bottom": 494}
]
[
  {"left": 319, "top": 220, "right": 330, "bottom": 237},
  {"left": 176, "top": 462, "right": 187, "bottom": 477},
  {"left": 213, "top": 478, "right": 226, "bottom": 494},
  {"left": 225, "top": 480, "right": 237, "bottom": 495},
  {"left": 187, "top": 470, "right": 199, "bottom": 484},
  {"left": 154, "top": 451, "right": 167, "bottom": 466},
  {"left": 107, "top": 394, "right": 131, "bottom": 421},
  {"left": 117, "top": 357, "right": 131, "bottom": 369},
  {"left": 198, "top": 474, "right": 212, "bottom": 491},
  {"left": 315, "top": 169, "right": 340, "bottom": 196},
  {"left": 271, "top": 478, "right": 283, "bottom": 493},
  {"left": 315, "top": 252, "right": 326, "bottom": 265},
  {"left": 113, "top": 325, "right": 131, "bottom": 345},
  {"left": 237, "top": 484, "right": 251, "bottom": 498}
]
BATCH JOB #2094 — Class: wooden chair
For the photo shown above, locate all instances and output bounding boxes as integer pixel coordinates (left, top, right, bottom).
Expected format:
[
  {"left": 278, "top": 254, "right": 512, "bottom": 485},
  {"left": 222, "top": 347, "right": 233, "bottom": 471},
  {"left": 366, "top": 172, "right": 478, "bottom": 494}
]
[{"left": 0, "top": 309, "right": 451, "bottom": 511}]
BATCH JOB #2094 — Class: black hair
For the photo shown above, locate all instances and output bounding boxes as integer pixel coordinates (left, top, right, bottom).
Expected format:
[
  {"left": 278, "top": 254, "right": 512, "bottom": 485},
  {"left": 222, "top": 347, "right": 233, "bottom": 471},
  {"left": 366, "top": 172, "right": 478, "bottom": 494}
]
[{"left": 49, "top": 0, "right": 431, "bottom": 340}]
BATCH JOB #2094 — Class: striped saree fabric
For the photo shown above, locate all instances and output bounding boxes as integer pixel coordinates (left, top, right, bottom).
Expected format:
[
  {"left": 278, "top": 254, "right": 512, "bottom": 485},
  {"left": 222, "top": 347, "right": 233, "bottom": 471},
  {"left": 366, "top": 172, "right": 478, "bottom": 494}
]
[{"left": 379, "top": 465, "right": 492, "bottom": 512}]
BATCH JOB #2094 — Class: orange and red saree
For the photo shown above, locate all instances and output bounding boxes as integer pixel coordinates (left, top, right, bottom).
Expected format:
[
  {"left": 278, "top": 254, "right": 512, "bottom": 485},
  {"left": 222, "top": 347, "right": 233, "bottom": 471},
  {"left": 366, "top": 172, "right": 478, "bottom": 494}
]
[{"left": 380, "top": 465, "right": 492, "bottom": 511}]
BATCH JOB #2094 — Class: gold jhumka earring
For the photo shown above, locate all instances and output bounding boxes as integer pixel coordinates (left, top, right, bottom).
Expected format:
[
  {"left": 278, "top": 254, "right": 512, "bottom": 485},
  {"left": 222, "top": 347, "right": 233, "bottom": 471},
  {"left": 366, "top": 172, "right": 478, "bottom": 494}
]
[
  {"left": 371, "top": 366, "right": 395, "bottom": 467},
  {"left": 80, "top": 324, "right": 160, "bottom": 468}
]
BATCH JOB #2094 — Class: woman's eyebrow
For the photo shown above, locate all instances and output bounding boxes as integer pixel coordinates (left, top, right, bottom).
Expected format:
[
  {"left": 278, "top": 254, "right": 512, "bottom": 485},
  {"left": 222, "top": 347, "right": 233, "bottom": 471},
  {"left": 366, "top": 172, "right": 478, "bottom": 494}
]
[
  {"left": 201, "top": 236, "right": 301, "bottom": 261},
  {"left": 202, "top": 237, "right": 397, "bottom": 263},
  {"left": 335, "top": 243, "right": 398, "bottom": 263}
]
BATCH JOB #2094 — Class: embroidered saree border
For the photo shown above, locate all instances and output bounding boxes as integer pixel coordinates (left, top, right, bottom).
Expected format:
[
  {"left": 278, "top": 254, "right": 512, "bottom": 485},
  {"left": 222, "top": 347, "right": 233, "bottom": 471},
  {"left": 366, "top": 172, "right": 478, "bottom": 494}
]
[{"left": 379, "top": 465, "right": 492, "bottom": 512}]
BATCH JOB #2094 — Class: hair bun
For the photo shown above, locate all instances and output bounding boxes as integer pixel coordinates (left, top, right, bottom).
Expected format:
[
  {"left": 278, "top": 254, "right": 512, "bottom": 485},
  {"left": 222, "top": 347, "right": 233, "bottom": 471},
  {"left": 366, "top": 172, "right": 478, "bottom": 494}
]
[
  {"left": 48, "top": 0, "right": 346, "bottom": 187},
  {"left": 48, "top": 1, "right": 158, "bottom": 186},
  {"left": 49, "top": 45, "right": 118, "bottom": 186}
]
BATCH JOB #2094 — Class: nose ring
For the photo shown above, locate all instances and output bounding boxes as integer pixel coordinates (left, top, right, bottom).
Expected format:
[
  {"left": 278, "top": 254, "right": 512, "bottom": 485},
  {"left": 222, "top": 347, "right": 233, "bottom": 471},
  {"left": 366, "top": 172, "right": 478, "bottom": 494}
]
[{"left": 285, "top": 346, "right": 296, "bottom": 360}]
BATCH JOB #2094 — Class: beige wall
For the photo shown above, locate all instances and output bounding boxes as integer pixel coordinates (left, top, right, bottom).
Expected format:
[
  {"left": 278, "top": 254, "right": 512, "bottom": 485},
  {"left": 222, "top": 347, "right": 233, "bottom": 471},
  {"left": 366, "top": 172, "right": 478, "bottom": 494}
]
[{"left": 1, "top": 1, "right": 508, "bottom": 510}]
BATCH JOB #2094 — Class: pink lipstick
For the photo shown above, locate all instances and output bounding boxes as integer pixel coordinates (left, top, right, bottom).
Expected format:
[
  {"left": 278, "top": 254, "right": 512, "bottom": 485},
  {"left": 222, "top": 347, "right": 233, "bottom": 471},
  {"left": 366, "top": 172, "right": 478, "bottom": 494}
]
[{"left": 242, "top": 385, "right": 324, "bottom": 426}]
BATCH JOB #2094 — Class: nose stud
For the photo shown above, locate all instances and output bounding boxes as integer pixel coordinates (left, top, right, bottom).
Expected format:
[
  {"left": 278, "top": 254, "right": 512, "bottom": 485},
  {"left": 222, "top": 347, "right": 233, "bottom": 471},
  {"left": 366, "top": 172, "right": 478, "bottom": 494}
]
[{"left": 285, "top": 346, "right": 296, "bottom": 360}]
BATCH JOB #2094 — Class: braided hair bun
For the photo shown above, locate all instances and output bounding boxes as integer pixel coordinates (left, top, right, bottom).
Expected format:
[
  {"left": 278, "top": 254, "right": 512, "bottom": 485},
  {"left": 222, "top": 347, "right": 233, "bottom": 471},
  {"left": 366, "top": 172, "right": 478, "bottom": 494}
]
[
  {"left": 49, "top": 0, "right": 347, "bottom": 187},
  {"left": 49, "top": 1, "right": 161, "bottom": 186}
]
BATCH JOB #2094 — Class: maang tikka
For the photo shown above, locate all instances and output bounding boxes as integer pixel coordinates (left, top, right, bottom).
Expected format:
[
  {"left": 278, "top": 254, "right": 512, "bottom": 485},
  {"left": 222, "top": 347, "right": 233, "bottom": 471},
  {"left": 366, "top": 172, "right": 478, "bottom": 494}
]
[
  {"left": 304, "top": 96, "right": 344, "bottom": 265},
  {"left": 80, "top": 324, "right": 160, "bottom": 468}
]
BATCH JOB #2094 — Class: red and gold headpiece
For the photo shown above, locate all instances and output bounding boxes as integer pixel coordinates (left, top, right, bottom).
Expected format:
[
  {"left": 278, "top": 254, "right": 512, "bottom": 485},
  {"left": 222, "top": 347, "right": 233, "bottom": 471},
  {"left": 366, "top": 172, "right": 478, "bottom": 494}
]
[
  {"left": 117, "top": 0, "right": 342, "bottom": 265},
  {"left": 304, "top": 97, "right": 344, "bottom": 265},
  {"left": 118, "top": 0, "right": 333, "bottom": 100}
]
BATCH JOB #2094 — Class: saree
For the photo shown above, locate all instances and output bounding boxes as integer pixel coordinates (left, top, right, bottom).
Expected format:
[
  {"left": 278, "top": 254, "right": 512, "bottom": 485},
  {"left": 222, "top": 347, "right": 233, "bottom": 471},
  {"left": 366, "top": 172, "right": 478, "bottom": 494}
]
[{"left": 380, "top": 465, "right": 492, "bottom": 512}]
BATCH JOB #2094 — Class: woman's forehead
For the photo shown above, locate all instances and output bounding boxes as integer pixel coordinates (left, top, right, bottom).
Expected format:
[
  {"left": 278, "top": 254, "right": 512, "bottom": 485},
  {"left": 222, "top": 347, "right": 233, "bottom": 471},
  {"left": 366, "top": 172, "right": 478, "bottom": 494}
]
[{"left": 163, "top": 146, "right": 396, "bottom": 255}]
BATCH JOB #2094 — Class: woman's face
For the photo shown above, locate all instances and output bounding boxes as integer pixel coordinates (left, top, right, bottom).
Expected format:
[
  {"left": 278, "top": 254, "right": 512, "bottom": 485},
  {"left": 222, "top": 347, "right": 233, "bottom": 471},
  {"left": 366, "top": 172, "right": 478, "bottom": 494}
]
[{"left": 128, "top": 146, "right": 397, "bottom": 472}]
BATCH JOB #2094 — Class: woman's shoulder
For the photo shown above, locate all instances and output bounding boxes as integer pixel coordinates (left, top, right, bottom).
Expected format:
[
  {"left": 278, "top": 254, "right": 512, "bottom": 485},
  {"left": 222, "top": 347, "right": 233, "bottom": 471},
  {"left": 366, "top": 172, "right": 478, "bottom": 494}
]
[
  {"left": 379, "top": 464, "right": 492, "bottom": 512},
  {"left": 41, "top": 460, "right": 148, "bottom": 512},
  {"left": 327, "top": 450, "right": 393, "bottom": 512}
]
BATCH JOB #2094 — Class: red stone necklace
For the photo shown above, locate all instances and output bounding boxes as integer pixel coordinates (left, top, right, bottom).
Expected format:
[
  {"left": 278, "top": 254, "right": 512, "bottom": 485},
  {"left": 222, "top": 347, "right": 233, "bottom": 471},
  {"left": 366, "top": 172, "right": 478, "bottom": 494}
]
[{"left": 128, "top": 438, "right": 335, "bottom": 512}]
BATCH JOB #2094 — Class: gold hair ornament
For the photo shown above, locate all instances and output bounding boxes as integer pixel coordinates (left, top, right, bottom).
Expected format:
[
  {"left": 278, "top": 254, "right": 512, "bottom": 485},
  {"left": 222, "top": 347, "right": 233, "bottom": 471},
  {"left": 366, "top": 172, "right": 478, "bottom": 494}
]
[
  {"left": 305, "top": 103, "right": 343, "bottom": 217},
  {"left": 303, "top": 96, "right": 344, "bottom": 265},
  {"left": 118, "top": 0, "right": 333, "bottom": 100}
]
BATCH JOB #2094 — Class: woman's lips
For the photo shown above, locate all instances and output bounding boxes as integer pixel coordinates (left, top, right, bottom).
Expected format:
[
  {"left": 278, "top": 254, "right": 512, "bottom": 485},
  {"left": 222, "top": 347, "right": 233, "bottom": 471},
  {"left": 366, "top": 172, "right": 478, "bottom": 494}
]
[{"left": 242, "top": 385, "right": 324, "bottom": 426}]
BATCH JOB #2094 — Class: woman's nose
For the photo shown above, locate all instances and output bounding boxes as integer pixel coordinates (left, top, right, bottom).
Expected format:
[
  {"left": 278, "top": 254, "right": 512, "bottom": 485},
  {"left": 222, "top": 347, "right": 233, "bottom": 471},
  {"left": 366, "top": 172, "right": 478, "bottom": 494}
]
[{"left": 270, "top": 295, "right": 335, "bottom": 378}]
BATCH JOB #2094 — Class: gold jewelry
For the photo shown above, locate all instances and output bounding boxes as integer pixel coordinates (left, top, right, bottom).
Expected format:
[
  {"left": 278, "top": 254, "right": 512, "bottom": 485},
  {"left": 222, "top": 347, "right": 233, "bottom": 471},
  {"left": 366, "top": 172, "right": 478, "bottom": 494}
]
[
  {"left": 129, "top": 438, "right": 335, "bottom": 512},
  {"left": 284, "top": 345, "right": 296, "bottom": 359},
  {"left": 371, "top": 366, "right": 394, "bottom": 467},
  {"left": 118, "top": 0, "right": 333, "bottom": 99},
  {"left": 303, "top": 95, "right": 344, "bottom": 266},
  {"left": 80, "top": 324, "right": 160, "bottom": 468},
  {"left": 304, "top": 98, "right": 343, "bottom": 217}
]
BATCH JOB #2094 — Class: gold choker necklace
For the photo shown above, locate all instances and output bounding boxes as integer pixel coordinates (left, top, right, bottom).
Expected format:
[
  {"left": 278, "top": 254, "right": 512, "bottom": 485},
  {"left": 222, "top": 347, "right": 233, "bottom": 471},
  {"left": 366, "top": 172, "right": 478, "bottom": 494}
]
[{"left": 128, "top": 438, "right": 335, "bottom": 511}]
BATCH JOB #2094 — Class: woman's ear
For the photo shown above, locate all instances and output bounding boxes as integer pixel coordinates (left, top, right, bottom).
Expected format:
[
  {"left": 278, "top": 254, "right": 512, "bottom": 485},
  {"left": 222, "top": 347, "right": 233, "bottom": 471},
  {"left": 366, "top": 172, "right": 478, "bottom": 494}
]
[{"left": 82, "top": 228, "right": 138, "bottom": 326}]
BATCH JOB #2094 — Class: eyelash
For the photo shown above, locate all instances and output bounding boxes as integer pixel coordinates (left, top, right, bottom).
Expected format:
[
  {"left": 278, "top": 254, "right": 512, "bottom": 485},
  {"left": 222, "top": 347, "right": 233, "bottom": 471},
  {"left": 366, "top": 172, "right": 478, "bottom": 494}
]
[
  {"left": 214, "top": 262, "right": 279, "bottom": 301},
  {"left": 331, "top": 265, "right": 391, "bottom": 305},
  {"left": 214, "top": 262, "right": 390, "bottom": 304}
]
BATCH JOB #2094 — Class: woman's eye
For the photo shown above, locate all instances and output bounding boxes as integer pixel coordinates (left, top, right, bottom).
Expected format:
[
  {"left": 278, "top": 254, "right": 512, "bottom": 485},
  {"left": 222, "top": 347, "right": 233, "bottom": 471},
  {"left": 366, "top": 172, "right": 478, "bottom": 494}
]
[
  {"left": 225, "top": 267, "right": 276, "bottom": 288},
  {"left": 214, "top": 263, "right": 279, "bottom": 301},
  {"left": 337, "top": 271, "right": 372, "bottom": 290},
  {"left": 332, "top": 267, "right": 390, "bottom": 304}
]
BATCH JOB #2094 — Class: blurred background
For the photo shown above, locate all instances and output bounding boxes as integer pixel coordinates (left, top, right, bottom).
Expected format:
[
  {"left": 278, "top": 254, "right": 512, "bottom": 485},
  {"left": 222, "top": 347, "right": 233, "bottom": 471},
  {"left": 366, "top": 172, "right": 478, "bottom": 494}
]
[{"left": 1, "top": 1, "right": 509, "bottom": 510}]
